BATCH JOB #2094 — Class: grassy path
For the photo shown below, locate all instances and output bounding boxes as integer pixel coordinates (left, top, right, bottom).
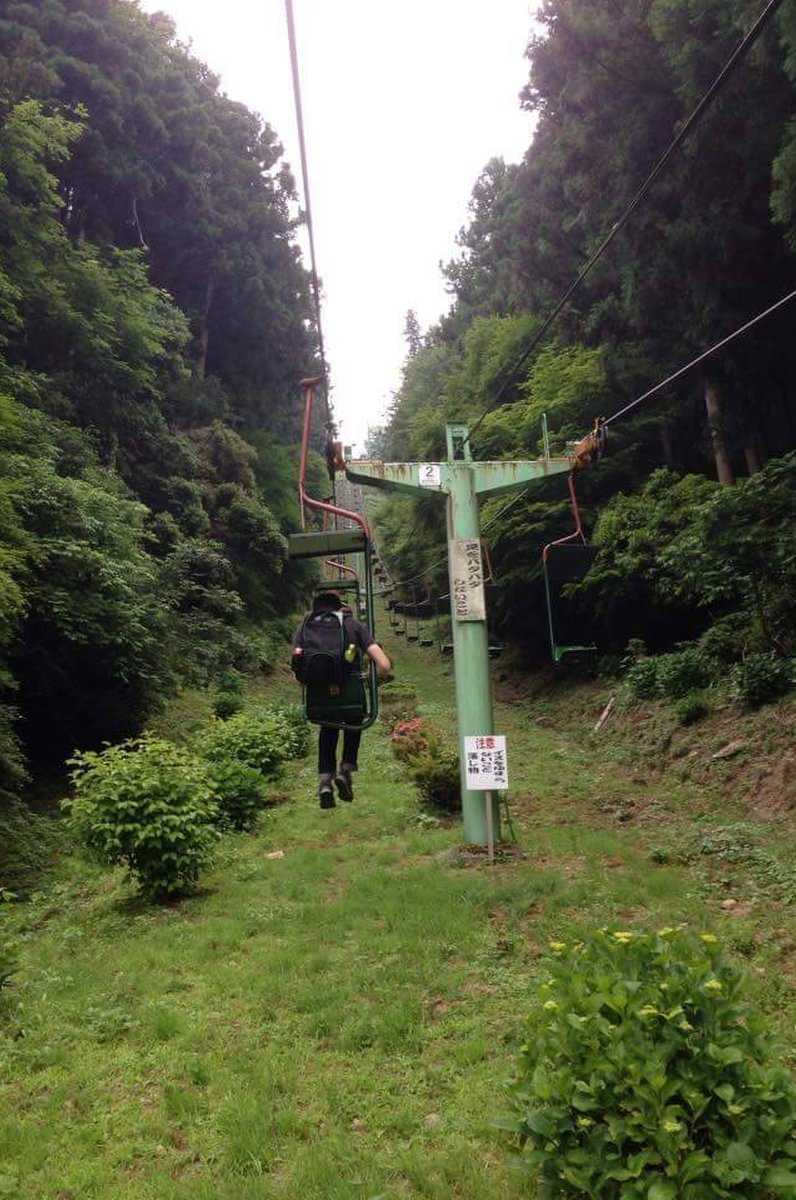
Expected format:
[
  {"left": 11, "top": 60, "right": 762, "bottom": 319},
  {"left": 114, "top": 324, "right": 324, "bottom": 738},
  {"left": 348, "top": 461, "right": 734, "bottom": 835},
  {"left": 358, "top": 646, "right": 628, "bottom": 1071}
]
[{"left": 2, "top": 630, "right": 795, "bottom": 1198}]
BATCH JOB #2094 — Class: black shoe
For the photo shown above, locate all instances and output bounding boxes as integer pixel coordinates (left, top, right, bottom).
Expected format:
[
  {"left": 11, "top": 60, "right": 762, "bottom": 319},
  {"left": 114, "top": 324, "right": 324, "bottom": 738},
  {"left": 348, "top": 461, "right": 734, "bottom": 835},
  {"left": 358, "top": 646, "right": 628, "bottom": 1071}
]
[
  {"left": 334, "top": 771, "right": 354, "bottom": 802},
  {"left": 319, "top": 787, "right": 335, "bottom": 809}
]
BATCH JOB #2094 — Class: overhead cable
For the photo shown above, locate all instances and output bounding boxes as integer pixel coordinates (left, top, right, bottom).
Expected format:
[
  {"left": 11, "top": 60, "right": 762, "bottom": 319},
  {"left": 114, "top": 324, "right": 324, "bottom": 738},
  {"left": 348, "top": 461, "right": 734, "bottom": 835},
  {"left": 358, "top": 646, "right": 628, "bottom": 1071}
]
[
  {"left": 285, "top": 0, "right": 329, "bottom": 416},
  {"left": 603, "top": 285, "right": 796, "bottom": 427},
  {"left": 465, "top": 0, "right": 787, "bottom": 448}
]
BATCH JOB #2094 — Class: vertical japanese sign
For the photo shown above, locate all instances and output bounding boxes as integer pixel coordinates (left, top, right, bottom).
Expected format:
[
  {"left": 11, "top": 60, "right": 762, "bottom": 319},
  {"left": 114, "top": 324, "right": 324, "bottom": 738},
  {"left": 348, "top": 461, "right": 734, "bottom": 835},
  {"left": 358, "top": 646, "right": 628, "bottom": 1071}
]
[
  {"left": 449, "top": 538, "right": 486, "bottom": 621},
  {"left": 463, "top": 735, "right": 509, "bottom": 790}
]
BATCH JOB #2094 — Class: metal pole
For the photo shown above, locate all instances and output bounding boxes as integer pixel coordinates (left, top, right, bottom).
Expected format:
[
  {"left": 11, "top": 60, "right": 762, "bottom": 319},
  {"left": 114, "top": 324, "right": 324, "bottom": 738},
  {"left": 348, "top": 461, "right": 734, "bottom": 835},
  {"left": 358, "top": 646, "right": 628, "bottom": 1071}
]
[
  {"left": 445, "top": 462, "right": 500, "bottom": 845},
  {"left": 485, "top": 791, "right": 495, "bottom": 864}
]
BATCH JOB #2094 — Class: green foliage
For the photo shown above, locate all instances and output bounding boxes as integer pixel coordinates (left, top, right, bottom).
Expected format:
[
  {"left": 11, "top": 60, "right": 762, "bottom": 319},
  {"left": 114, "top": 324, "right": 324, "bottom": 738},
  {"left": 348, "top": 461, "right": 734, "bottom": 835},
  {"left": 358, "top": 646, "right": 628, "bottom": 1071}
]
[
  {"left": 673, "top": 692, "right": 711, "bottom": 726},
  {"left": 0, "top": 890, "right": 17, "bottom": 998},
  {"left": 655, "top": 650, "right": 713, "bottom": 701},
  {"left": 731, "top": 654, "right": 794, "bottom": 709},
  {"left": 0, "top": 803, "right": 64, "bottom": 894},
  {"left": 212, "top": 691, "right": 244, "bottom": 720},
  {"left": 203, "top": 757, "right": 266, "bottom": 832},
  {"left": 389, "top": 717, "right": 461, "bottom": 812},
  {"left": 625, "top": 648, "right": 712, "bottom": 703},
  {"left": 66, "top": 737, "right": 218, "bottom": 900},
  {"left": 626, "top": 657, "right": 663, "bottom": 702},
  {"left": 408, "top": 746, "right": 462, "bottom": 813},
  {"left": 265, "top": 703, "right": 311, "bottom": 760},
  {"left": 503, "top": 928, "right": 796, "bottom": 1198},
  {"left": 197, "top": 705, "right": 308, "bottom": 779}
]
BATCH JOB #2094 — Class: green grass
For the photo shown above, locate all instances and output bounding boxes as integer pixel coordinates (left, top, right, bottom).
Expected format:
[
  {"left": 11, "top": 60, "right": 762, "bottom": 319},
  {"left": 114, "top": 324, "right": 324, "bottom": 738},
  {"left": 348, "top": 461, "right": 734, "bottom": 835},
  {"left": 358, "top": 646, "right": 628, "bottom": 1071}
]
[{"left": 2, "top": 634, "right": 796, "bottom": 1197}]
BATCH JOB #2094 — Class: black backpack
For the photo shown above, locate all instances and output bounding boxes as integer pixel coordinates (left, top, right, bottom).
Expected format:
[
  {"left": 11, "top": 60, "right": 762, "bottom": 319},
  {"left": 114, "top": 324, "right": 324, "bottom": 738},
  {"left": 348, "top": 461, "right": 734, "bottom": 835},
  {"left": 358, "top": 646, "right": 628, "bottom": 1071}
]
[{"left": 292, "top": 611, "right": 356, "bottom": 686}]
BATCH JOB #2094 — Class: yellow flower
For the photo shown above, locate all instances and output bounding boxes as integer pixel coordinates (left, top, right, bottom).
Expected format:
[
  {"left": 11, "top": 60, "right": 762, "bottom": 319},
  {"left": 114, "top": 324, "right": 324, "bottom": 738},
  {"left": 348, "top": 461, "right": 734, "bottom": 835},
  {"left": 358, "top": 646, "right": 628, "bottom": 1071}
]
[
  {"left": 705, "top": 979, "right": 723, "bottom": 993},
  {"left": 613, "top": 931, "right": 634, "bottom": 944},
  {"left": 663, "top": 1119, "right": 682, "bottom": 1134},
  {"left": 659, "top": 982, "right": 670, "bottom": 992},
  {"left": 639, "top": 1005, "right": 659, "bottom": 1017},
  {"left": 699, "top": 933, "right": 718, "bottom": 944},
  {"left": 679, "top": 1021, "right": 694, "bottom": 1032},
  {"left": 658, "top": 926, "right": 676, "bottom": 937},
  {"left": 543, "top": 1000, "right": 559, "bottom": 1012},
  {"left": 549, "top": 941, "right": 567, "bottom": 952},
  {"left": 577, "top": 1117, "right": 594, "bottom": 1128}
]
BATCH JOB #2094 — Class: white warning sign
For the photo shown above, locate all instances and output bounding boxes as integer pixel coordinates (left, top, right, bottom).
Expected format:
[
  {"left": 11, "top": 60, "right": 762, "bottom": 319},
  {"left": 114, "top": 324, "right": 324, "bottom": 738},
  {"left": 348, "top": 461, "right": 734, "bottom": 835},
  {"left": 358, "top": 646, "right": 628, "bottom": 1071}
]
[{"left": 464, "top": 735, "right": 509, "bottom": 790}]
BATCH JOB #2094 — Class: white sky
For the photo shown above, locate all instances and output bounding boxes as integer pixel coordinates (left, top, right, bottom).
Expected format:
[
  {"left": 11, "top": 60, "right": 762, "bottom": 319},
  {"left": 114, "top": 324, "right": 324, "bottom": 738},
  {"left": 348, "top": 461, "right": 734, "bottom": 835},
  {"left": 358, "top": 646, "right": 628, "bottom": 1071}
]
[{"left": 138, "top": 0, "right": 538, "bottom": 449}]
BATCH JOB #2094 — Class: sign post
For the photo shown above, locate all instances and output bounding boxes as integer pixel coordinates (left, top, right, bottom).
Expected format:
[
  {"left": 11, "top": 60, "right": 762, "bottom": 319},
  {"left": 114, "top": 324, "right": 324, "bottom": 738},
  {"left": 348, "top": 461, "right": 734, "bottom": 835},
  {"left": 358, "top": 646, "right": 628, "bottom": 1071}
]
[{"left": 345, "top": 423, "right": 572, "bottom": 846}]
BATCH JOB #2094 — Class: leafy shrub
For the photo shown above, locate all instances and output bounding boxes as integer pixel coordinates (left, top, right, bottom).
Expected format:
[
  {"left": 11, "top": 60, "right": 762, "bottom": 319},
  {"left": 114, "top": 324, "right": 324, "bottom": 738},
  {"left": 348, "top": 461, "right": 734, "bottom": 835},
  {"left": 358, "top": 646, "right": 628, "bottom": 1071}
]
[
  {"left": 732, "top": 653, "right": 794, "bottom": 708},
  {"left": 626, "top": 648, "right": 713, "bottom": 703},
  {"left": 625, "top": 656, "right": 660, "bottom": 701},
  {"left": 502, "top": 928, "right": 796, "bottom": 1198},
  {"left": 673, "top": 691, "right": 710, "bottom": 726},
  {"left": 0, "top": 895, "right": 17, "bottom": 997},
  {"left": 408, "top": 746, "right": 461, "bottom": 812},
  {"left": 217, "top": 669, "right": 246, "bottom": 696},
  {"left": 656, "top": 648, "right": 712, "bottom": 699},
  {"left": 204, "top": 757, "right": 266, "bottom": 830},
  {"left": 262, "top": 703, "right": 311, "bottom": 759},
  {"left": 0, "top": 803, "right": 66, "bottom": 894},
  {"left": 212, "top": 691, "right": 244, "bottom": 720},
  {"left": 379, "top": 682, "right": 420, "bottom": 730},
  {"left": 389, "top": 717, "right": 461, "bottom": 811},
  {"left": 198, "top": 711, "right": 289, "bottom": 777},
  {"left": 391, "top": 717, "right": 429, "bottom": 762},
  {"left": 66, "top": 737, "right": 218, "bottom": 900},
  {"left": 697, "top": 615, "right": 761, "bottom": 668}
]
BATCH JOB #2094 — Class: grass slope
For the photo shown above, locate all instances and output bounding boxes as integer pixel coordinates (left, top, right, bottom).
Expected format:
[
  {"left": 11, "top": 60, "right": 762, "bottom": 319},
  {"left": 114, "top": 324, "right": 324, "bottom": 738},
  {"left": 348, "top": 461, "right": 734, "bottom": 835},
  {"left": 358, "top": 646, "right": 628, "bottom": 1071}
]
[{"left": 2, "top": 628, "right": 796, "bottom": 1198}]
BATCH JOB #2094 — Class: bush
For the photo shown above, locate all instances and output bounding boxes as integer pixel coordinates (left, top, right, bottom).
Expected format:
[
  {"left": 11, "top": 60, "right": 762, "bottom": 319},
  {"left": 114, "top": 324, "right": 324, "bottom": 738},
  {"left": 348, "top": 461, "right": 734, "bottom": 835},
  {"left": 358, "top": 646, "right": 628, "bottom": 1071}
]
[
  {"left": 626, "top": 647, "right": 713, "bottom": 703},
  {"left": 212, "top": 691, "right": 244, "bottom": 720},
  {"left": 408, "top": 746, "right": 461, "bottom": 812},
  {"left": 673, "top": 691, "right": 710, "bottom": 726},
  {"left": 656, "top": 647, "right": 712, "bottom": 700},
  {"left": 204, "top": 757, "right": 266, "bottom": 830},
  {"left": 502, "top": 928, "right": 796, "bottom": 1198},
  {"left": 198, "top": 711, "right": 290, "bottom": 777},
  {"left": 391, "top": 717, "right": 429, "bottom": 762},
  {"left": 217, "top": 668, "right": 246, "bottom": 696},
  {"left": 0, "top": 895, "right": 17, "bottom": 997},
  {"left": 262, "top": 703, "right": 311, "bottom": 759},
  {"left": 0, "top": 803, "right": 66, "bottom": 894},
  {"left": 732, "top": 653, "right": 794, "bottom": 708},
  {"left": 625, "top": 656, "right": 660, "bottom": 701},
  {"left": 389, "top": 717, "right": 461, "bottom": 811},
  {"left": 65, "top": 737, "right": 218, "bottom": 900}
]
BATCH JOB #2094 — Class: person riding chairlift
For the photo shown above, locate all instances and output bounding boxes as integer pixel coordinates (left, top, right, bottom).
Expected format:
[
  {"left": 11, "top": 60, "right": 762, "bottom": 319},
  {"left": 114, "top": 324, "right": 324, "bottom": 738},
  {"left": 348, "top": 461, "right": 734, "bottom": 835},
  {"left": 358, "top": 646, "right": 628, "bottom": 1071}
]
[{"left": 292, "top": 590, "right": 391, "bottom": 809}]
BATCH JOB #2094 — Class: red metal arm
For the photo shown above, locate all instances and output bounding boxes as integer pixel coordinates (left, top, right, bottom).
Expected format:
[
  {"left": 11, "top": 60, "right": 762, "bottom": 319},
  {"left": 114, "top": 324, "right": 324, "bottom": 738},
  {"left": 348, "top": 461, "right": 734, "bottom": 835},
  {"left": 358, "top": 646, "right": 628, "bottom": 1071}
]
[{"left": 297, "top": 377, "right": 371, "bottom": 537}]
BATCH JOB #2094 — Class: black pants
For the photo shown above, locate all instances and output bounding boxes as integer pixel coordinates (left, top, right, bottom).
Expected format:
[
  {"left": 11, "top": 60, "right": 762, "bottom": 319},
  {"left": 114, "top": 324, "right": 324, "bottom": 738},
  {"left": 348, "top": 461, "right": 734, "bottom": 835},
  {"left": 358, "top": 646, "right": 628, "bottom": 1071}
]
[{"left": 318, "top": 725, "right": 362, "bottom": 776}]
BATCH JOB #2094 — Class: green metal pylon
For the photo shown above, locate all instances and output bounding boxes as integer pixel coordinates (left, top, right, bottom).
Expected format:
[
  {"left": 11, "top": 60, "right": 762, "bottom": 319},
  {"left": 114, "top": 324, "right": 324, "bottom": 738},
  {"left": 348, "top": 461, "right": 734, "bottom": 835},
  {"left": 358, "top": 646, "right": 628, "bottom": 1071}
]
[{"left": 346, "top": 423, "right": 571, "bottom": 846}]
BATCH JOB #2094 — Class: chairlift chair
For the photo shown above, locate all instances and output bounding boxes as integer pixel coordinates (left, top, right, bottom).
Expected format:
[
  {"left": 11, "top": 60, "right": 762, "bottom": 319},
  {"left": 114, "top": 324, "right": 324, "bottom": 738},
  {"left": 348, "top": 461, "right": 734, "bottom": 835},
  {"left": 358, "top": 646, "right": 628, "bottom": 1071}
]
[
  {"left": 541, "top": 474, "right": 598, "bottom": 664},
  {"left": 287, "top": 377, "right": 379, "bottom": 730}
]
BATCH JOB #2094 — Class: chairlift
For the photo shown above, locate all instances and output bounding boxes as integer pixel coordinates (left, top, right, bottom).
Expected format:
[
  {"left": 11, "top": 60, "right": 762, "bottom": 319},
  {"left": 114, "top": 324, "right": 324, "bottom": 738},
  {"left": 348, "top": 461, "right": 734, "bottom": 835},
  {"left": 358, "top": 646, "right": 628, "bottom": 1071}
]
[
  {"left": 542, "top": 474, "right": 598, "bottom": 664},
  {"left": 406, "top": 586, "right": 420, "bottom": 642},
  {"left": 287, "top": 376, "right": 379, "bottom": 730}
]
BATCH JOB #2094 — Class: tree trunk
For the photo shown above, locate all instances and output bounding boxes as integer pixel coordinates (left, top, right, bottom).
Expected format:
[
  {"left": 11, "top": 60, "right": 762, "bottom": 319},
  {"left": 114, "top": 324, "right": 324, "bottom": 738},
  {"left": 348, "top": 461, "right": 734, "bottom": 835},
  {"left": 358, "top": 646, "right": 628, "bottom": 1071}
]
[
  {"left": 744, "top": 436, "right": 762, "bottom": 476},
  {"left": 196, "top": 274, "right": 216, "bottom": 378},
  {"left": 705, "top": 378, "right": 734, "bottom": 485},
  {"left": 660, "top": 424, "right": 675, "bottom": 468}
]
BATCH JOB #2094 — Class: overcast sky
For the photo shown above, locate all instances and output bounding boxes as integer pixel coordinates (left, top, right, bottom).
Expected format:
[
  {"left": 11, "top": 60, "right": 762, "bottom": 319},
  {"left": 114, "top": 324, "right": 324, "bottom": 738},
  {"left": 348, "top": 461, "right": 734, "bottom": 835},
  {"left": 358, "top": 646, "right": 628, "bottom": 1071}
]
[{"left": 138, "top": 0, "right": 538, "bottom": 450}]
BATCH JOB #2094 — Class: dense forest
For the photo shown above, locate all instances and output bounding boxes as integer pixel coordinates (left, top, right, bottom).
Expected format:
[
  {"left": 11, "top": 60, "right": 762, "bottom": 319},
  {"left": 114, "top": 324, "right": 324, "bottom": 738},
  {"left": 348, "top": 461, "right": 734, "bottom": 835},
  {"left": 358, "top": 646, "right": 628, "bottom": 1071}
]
[
  {"left": 375, "top": 0, "right": 796, "bottom": 700},
  {"left": 0, "top": 0, "right": 325, "bottom": 807}
]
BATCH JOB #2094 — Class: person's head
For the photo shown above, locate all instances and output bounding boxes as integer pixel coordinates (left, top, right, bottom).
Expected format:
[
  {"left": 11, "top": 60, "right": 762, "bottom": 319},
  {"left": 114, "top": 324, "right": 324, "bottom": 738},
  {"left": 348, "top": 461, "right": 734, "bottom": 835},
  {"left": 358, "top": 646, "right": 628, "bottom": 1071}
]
[{"left": 312, "top": 591, "right": 342, "bottom": 613}]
